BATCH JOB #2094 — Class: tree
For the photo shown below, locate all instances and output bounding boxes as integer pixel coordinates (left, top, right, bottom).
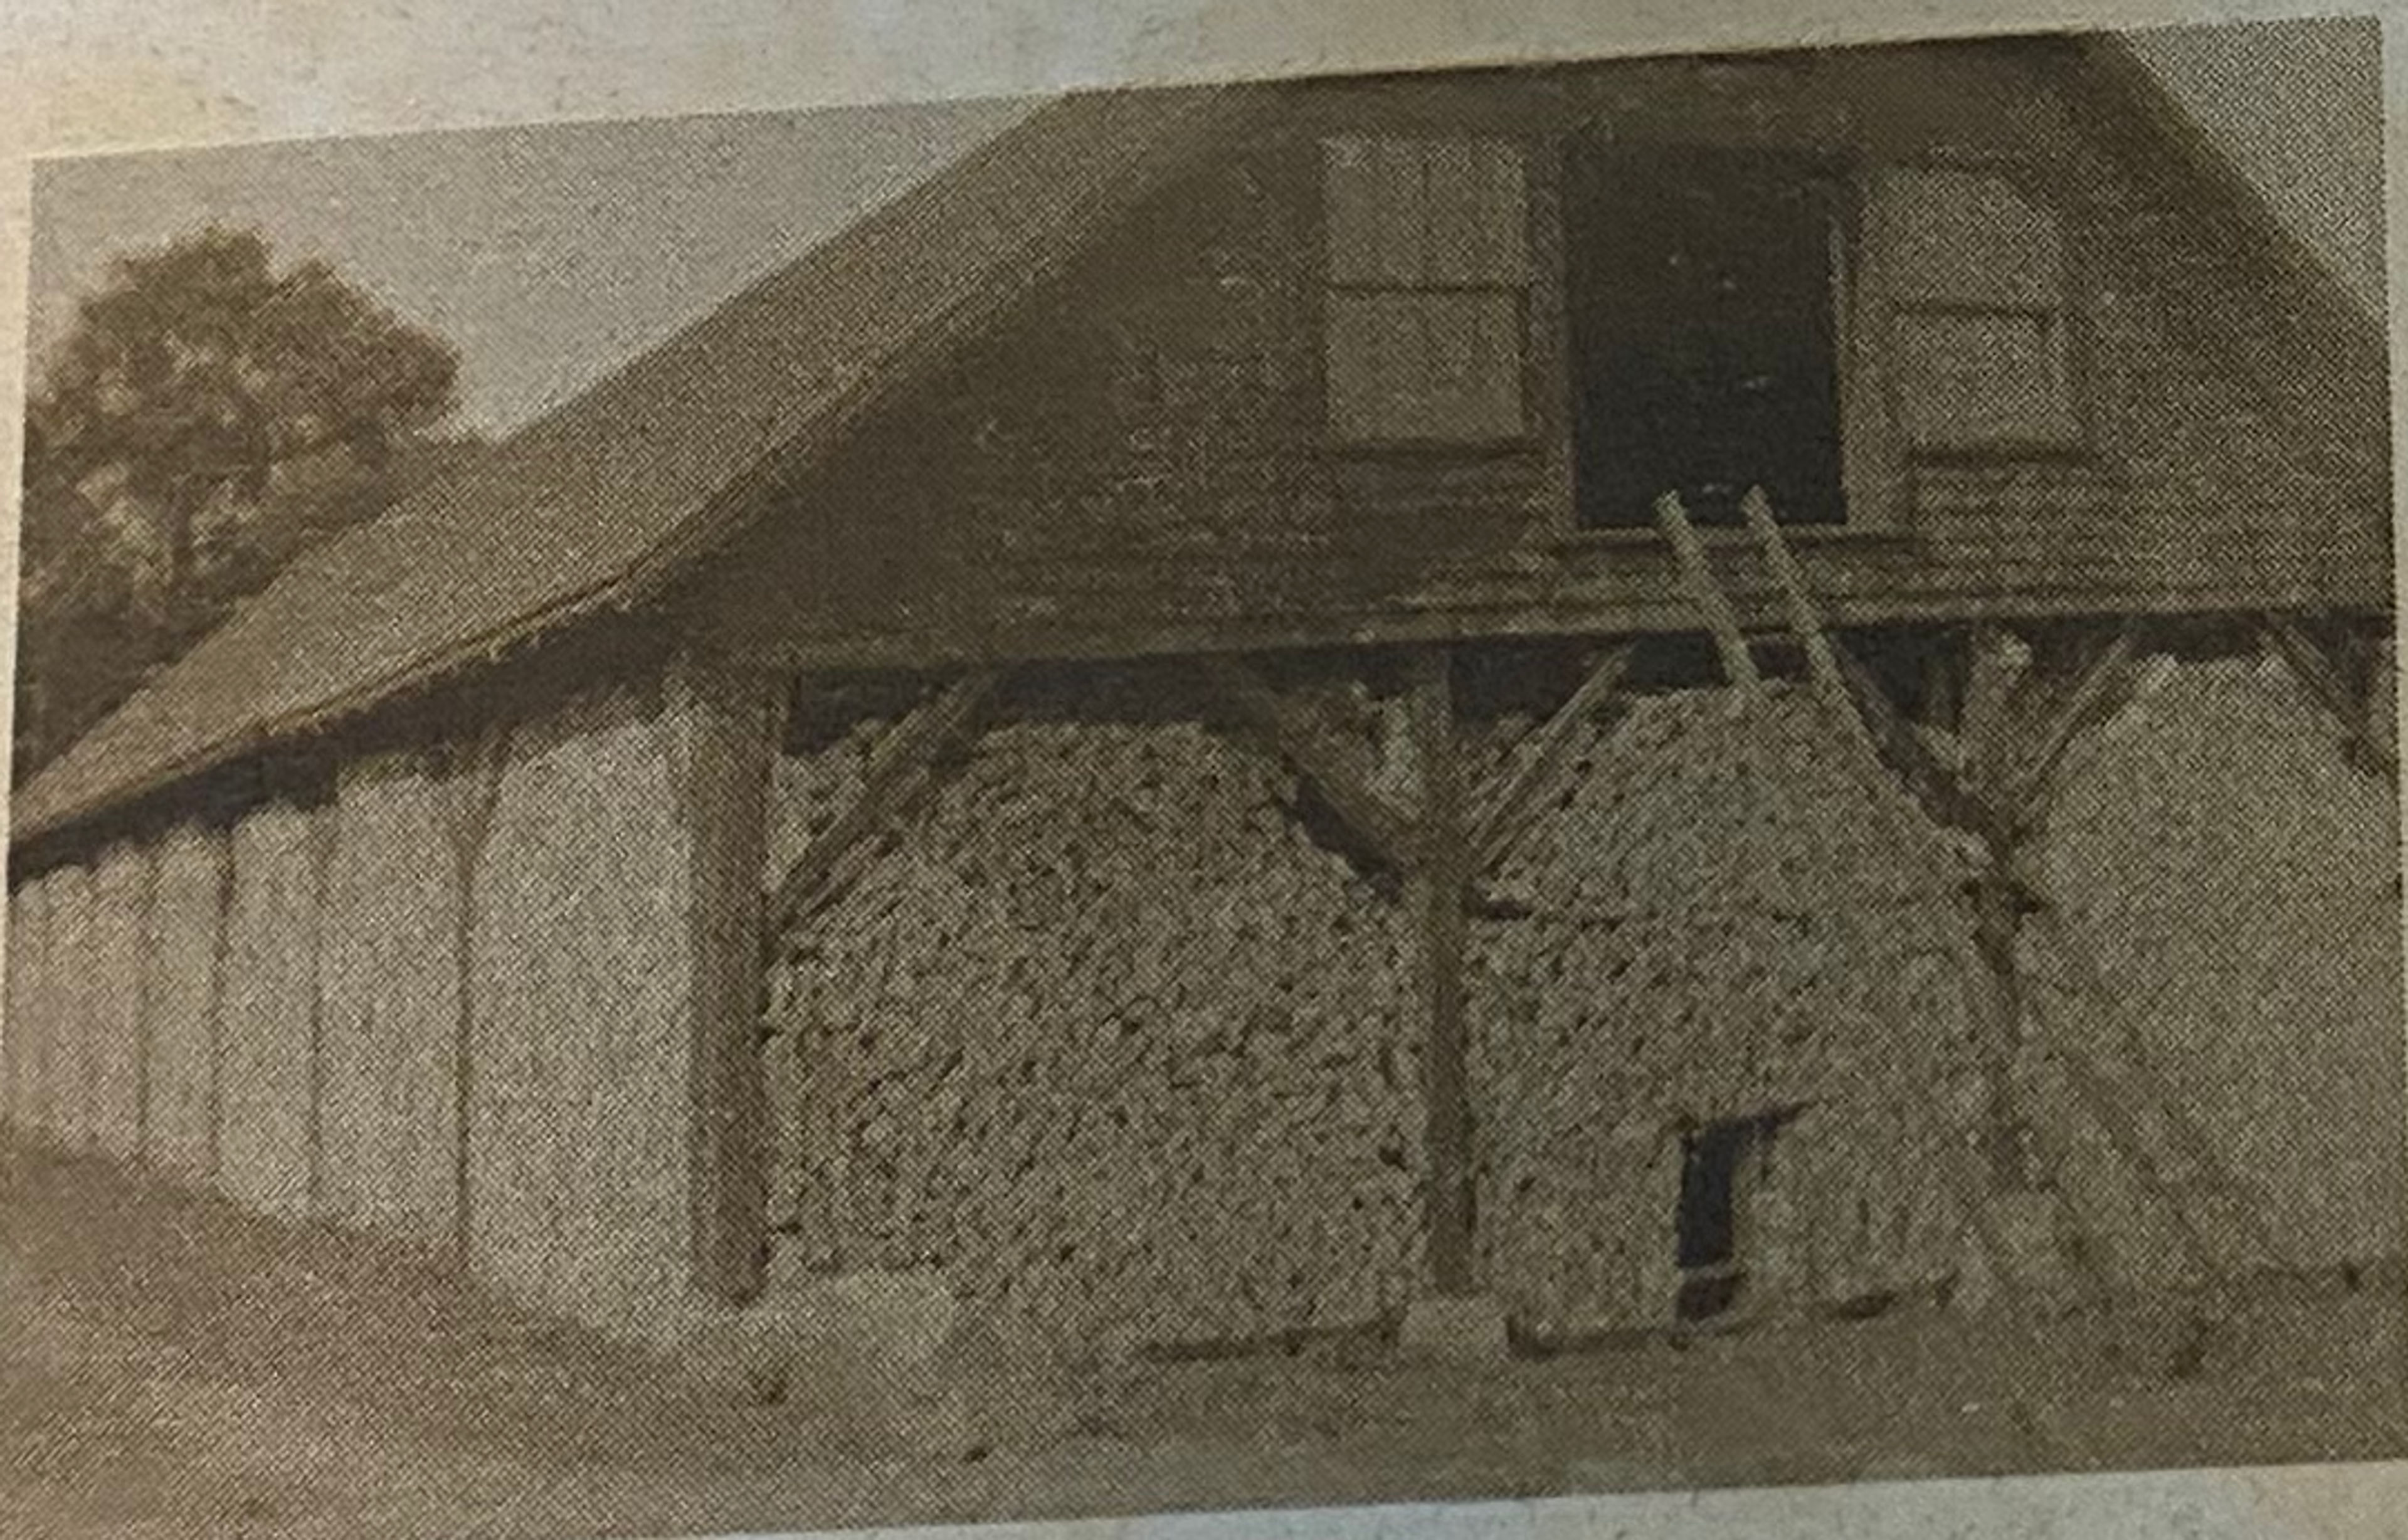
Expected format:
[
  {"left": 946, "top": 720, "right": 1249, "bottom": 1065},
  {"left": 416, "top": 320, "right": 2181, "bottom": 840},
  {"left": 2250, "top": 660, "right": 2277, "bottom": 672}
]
[{"left": 18, "top": 226, "right": 467, "bottom": 779}]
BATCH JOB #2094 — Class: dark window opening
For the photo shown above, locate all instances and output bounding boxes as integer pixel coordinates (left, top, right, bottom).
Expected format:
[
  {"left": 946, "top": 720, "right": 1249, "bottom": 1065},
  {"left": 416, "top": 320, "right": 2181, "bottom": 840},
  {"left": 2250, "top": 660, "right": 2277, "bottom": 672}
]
[
  {"left": 1566, "top": 144, "right": 1849, "bottom": 531},
  {"left": 1673, "top": 1112, "right": 1782, "bottom": 1323}
]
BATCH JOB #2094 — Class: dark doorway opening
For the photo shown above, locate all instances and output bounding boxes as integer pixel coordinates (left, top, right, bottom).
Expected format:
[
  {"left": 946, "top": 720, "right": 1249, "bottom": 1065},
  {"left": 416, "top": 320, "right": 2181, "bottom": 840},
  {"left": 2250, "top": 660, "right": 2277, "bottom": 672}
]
[
  {"left": 1564, "top": 143, "right": 1851, "bottom": 530},
  {"left": 1674, "top": 1111, "right": 1783, "bottom": 1323}
]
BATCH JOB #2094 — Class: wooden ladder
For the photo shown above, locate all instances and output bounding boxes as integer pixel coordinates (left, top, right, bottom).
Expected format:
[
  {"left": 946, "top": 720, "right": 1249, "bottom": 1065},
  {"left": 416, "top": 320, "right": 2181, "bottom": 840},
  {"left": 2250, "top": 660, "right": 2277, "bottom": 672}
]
[
  {"left": 1649, "top": 487, "right": 1882, "bottom": 763},
  {"left": 2019, "top": 902, "right": 2291, "bottom": 1294},
  {"left": 1650, "top": 486, "right": 2285, "bottom": 1326}
]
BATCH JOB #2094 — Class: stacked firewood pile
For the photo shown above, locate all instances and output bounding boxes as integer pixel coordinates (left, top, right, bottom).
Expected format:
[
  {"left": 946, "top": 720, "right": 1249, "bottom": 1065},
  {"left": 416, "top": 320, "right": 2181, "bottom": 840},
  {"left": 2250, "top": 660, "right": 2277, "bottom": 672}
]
[
  {"left": 761, "top": 710, "right": 1423, "bottom": 1351},
  {"left": 85, "top": 846, "right": 149, "bottom": 1164},
  {"left": 2043, "top": 657, "right": 2405, "bottom": 1276},
  {"left": 1469, "top": 683, "right": 1985, "bottom": 1334},
  {"left": 140, "top": 826, "right": 230, "bottom": 1184}
]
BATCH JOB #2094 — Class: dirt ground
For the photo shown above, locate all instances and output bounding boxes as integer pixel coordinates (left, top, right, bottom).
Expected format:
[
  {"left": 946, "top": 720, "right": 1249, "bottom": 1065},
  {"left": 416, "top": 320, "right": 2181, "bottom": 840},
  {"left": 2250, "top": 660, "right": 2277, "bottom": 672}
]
[{"left": 3, "top": 1141, "right": 2405, "bottom": 1540}]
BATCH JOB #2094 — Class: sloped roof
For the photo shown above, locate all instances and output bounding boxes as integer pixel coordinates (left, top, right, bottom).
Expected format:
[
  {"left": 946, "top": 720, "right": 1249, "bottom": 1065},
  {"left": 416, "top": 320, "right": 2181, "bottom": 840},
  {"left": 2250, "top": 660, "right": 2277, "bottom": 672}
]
[
  {"left": 14, "top": 82, "right": 1244, "bottom": 844},
  {"left": 11, "top": 37, "right": 2388, "bottom": 850}
]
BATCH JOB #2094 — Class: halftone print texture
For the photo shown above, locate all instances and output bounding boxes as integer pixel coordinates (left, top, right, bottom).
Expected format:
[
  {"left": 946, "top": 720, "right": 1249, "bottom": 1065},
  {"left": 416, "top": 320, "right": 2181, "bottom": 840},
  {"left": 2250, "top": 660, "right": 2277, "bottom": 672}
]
[{"left": 1, "top": 18, "right": 2399, "bottom": 1539}]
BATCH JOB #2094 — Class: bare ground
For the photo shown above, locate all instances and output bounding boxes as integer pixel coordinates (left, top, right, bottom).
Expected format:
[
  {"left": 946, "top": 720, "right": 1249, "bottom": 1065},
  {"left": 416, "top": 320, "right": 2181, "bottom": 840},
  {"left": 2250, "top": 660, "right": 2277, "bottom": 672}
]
[{"left": 4, "top": 1140, "right": 2405, "bottom": 1540}]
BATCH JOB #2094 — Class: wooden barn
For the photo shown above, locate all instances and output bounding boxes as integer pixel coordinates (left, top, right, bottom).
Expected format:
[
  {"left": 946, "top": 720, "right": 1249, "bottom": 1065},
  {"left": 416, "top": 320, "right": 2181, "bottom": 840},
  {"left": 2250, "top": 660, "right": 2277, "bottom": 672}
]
[{"left": 4, "top": 32, "right": 2397, "bottom": 1371}]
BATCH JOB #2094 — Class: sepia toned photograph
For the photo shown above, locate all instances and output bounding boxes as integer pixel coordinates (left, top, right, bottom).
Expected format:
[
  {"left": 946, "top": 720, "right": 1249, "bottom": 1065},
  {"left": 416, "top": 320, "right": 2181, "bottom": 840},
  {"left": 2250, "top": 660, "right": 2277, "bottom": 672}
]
[{"left": 0, "top": 16, "right": 2398, "bottom": 1539}]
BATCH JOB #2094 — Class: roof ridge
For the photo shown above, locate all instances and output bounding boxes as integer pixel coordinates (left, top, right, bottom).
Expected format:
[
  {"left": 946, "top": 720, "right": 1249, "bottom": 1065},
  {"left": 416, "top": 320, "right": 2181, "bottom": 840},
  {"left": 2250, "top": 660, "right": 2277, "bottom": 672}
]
[{"left": 16, "top": 83, "right": 1245, "bottom": 846}]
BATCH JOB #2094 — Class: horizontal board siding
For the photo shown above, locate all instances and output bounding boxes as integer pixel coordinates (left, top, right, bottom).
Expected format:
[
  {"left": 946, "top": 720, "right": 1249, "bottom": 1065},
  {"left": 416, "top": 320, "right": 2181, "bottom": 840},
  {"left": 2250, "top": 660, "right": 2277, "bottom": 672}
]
[{"left": 689, "top": 46, "right": 2386, "bottom": 670}]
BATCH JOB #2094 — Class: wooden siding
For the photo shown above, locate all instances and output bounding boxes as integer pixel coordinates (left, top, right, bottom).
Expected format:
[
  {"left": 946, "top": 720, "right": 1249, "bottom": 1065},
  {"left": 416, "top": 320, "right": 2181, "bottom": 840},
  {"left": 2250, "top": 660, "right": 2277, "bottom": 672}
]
[{"left": 684, "top": 44, "right": 2389, "bottom": 671}]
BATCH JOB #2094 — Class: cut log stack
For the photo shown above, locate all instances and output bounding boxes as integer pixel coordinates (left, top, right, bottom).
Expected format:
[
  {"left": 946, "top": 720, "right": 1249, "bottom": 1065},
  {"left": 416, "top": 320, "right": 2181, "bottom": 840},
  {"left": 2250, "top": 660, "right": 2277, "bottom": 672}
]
[
  {"left": 1470, "top": 683, "right": 1983, "bottom": 1337},
  {"left": 3, "top": 642, "right": 2385, "bottom": 1359},
  {"left": 6, "top": 880, "right": 55, "bottom": 1138},
  {"left": 761, "top": 672, "right": 2007, "bottom": 1349},
  {"left": 466, "top": 692, "right": 700, "bottom": 1329},
  {"left": 84, "top": 846, "right": 150, "bottom": 1164},
  {"left": 6, "top": 679, "right": 752, "bottom": 1342},
  {"left": 2039, "top": 657, "right": 2405, "bottom": 1279},
  {"left": 761, "top": 712, "right": 1424, "bottom": 1350},
  {"left": 217, "top": 801, "right": 327, "bottom": 1221},
  {"left": 46, "top": 865, "right": 96, "bottom": 1152},
  {"left": 139, "top": 825, "right": 230, "bottom": 1184},
  {"left": 319, "top": 757, "right": 467, "bottom": 1253}
]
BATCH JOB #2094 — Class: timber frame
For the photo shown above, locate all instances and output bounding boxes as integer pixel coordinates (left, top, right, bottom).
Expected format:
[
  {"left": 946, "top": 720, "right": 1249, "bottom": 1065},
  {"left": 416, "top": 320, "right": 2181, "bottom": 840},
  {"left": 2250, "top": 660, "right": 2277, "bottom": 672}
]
[
  {"left": 2259, "top": 611, "right": 2398, "bottom": 786},
  {"left": 750, "top": 639, "right": 1654, "bottom": 1304},
  {"left": 1197, "top": 643, "right": 1650, "bottom": 1299},
  {"left": 733, "top": 576, "right": 2389, "bottom": 1316}
]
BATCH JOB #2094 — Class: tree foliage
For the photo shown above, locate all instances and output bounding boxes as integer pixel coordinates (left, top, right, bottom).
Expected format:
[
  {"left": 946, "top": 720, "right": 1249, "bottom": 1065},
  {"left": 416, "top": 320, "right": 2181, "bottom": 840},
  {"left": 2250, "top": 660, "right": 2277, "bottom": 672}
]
[{"left": 17, "top": 226, "right": 468, "bottom": 780}]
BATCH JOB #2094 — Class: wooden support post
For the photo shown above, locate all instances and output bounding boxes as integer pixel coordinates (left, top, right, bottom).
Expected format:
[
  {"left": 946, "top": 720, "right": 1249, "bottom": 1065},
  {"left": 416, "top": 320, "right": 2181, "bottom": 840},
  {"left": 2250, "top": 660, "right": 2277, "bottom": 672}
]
[
  {"left": 302, "top": 789, "right": 341, "bottom": 1218},
  {"left": 1408, "top": 646, "right": 1477, "bottom": 1297},
  {"left": 439, "top": 726, "right": 511, "bottom": 1270},
  {"left": 677, "top": 660, "right": 789, "bottom": 1303},
  {"left": 1200, "top": 655, "right": 1420, "bottom": 872},
  {"left": 1958, "top": 623, "right": 2029, "bottom": 800},
  {"left": 769, "top": 669, "right": 999, "bottom": 934},
  {"left": 203, "top": 824, "right": 238, "bottom": 1188},
  {"left": 131, "top": 848, "right": 161, "bottom": 1167},
  {"left": 1921, "top": 631, "right": 1968, "bottom": 742},
  {"left": 1471, "top": 643, "right": 1634, "bottom": 875},
  {"left": 1654, "top": 492, "right": 1762, "bottom": 699}
]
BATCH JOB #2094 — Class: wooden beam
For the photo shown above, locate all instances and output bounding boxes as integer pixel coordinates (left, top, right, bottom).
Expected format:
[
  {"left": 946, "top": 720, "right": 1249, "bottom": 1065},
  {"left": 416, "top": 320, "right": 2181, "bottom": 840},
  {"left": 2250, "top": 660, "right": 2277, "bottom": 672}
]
[
  {"left": 1654, "top": 491, "right": 1763, "bottom": 698},
  {"left": 2264, "top": 613, "right": 2400, "bottom": 781},
  {"left": 1198, "top": 656, "right": 1420, "bottom": 872},
  {"left": 769, "top": 668, "right": 999, "bottom": 933},
  {"left": 1997, "top": 623, "right": 2141, "bottom": 823},
  {"left": 1470, "top": 643, "right": 1634, "bottom": 875},
  {"left": 705, "top": 574, "right": 2394, "bottom": 711},
  {"left": 1407, "top": 647, "right": 1477, "bottom": 1297},
  {"left": 1832, "top": 639, "right": 2010, "bottom": 853}
]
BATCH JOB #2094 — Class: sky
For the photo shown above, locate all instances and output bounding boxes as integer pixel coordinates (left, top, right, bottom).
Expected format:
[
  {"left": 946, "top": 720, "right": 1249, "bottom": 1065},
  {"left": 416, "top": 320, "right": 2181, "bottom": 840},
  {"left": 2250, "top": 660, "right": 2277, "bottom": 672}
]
[
  {"left": 25, "top": 98, "right": 1036, "bottom": 438},
  {"left": 21, "top": 16, "right": 2385, "bottom": 442}
]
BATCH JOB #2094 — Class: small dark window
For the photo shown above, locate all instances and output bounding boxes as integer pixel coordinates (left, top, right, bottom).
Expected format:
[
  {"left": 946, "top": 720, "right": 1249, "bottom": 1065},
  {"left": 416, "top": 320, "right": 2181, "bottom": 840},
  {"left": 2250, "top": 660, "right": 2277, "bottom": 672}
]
[
  {"left": 1673, "top": 1112, "right": 1782, "bottom": 1322},
  {"left": 1565, "top": 144, "right": 1850, "bottom": 530}
]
